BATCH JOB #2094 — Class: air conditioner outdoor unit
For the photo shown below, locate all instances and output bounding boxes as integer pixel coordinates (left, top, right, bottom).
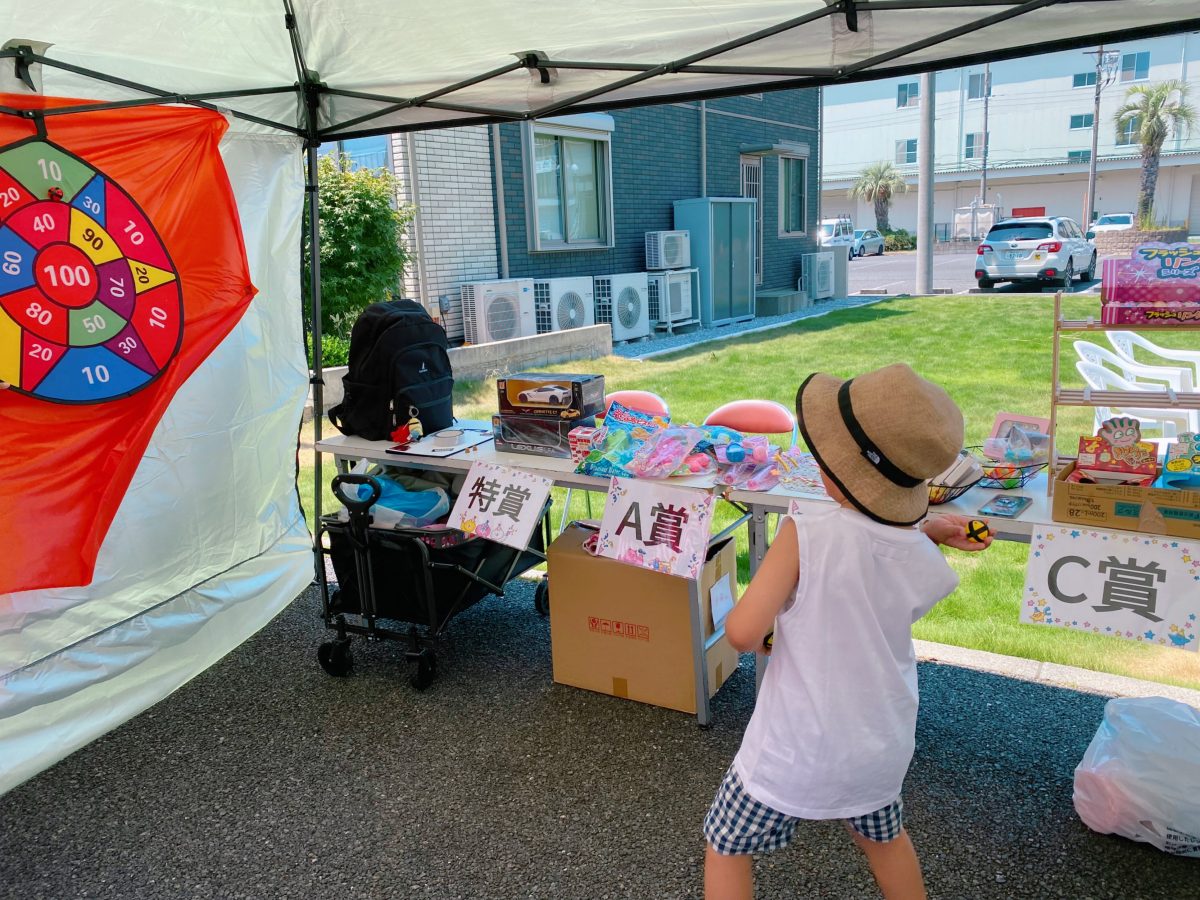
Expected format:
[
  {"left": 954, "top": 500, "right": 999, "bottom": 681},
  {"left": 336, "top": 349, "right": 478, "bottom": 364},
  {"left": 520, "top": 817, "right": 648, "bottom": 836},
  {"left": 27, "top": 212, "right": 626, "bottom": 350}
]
[
  {"left": 645, "top": 230, "right": 691, "bottom": 270},
  {"left": 533, "top": 277, "right": 595, "bottom": 334},
  {"left": 800, "top": 252, "right": 834, "bottom": 301},
  {"left": 459, "top": 278, "right": 535, "bottom": 344},
  {"left": 647, "top": 270, "right": 694, "bottom": 325},
  {"left": 593, "top": 272, "right": 650, "bottom": 342}
]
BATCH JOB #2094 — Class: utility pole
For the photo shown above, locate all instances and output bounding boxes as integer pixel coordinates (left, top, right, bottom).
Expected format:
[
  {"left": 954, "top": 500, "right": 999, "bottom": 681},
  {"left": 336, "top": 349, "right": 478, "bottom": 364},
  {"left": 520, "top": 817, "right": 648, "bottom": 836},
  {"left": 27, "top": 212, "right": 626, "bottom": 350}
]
[
  {"left": 916, "top": 71, "right": 935, "bottom": 294},
  {"left": 1084, "top": 46, "right": 1120, "bottom": 227},
  {"left": 979, "top": 63, "right": 990, "bottom": 208}
]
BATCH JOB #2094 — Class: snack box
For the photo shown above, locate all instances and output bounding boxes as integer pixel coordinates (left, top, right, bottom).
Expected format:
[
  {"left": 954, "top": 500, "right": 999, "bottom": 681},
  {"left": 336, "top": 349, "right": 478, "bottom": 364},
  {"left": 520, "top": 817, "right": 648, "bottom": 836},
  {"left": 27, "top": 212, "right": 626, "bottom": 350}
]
[
  {"left": 493, "top": 414, "right": 596, "bottom": 458},
  {"left": 1052, "top": 460, "right": 1200, "bottom": 540},
  {"left": 496, "top": 373, "right": 605, "bottom": 420}
]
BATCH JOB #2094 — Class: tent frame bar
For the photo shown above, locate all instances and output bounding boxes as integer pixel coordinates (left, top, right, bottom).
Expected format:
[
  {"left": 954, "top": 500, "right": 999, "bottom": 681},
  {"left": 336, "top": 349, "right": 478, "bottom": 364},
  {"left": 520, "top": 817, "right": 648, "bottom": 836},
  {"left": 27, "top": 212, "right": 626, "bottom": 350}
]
[{"left": 0, "top": 48, "right": 303, "bottom": 135}]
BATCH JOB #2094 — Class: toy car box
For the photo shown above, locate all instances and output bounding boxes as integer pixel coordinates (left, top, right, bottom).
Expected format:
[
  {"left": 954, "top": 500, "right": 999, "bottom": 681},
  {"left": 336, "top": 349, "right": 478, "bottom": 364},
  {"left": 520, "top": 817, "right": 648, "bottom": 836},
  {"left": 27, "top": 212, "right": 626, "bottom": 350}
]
[
  {"left": 493, "top": 414, "right": 597, "bottom": 458},
  {"left": 496, "top": 373, "right": 605, "bottom": 420}
]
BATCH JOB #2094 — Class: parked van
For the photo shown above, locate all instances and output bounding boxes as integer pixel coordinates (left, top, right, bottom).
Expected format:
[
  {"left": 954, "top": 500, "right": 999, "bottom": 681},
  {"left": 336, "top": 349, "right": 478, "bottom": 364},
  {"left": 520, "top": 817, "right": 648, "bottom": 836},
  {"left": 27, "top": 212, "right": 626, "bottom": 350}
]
[{"left": 818, "top": 216, "right": 855, "bottom": 258}]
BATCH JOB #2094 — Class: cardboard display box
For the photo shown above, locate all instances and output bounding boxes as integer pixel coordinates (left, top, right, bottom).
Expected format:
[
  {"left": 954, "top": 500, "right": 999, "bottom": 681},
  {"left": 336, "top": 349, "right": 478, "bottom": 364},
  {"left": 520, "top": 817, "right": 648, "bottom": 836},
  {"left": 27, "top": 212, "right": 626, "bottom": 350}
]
[
  {"left": 496, "top": 373, "right": 605, "bottom": 420},
  {"left": 492, "top": 414, "right": 595, "bottom": 458},
  {"left": 1052, "top": 460, "right": 1200, "bottom": 539},
  {"left": 547, "top": 523, "right": 739, "bottom": 714}
]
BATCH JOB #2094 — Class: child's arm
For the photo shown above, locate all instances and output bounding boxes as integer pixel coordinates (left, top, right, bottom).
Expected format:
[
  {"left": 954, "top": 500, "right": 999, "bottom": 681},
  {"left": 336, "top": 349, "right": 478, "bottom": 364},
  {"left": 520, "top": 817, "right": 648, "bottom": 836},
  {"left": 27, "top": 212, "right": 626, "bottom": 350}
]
[{"left": 724, "top": 516, "right": 799, "bottom": 653}]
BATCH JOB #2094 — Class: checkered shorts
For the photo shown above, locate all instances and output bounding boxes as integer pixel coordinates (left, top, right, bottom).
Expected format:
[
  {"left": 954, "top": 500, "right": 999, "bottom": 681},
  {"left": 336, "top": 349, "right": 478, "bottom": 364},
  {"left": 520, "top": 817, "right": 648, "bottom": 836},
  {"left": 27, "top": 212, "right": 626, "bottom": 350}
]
[{"left": 703, "top": 765, "right": 904, "bottom": 855}]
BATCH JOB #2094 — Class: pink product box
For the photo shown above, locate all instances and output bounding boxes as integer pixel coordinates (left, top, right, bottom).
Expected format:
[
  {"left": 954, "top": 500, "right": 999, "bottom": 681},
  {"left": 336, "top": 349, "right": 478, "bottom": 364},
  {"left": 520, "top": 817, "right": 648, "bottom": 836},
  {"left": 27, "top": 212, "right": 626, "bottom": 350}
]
[
  {"left": 1100, "top": 246, "right": 1200, "bottom": 310},
  {"left": 568, "top": 425, "right": 606, "bottom": 463},
  {"left": 1101, "top": 302, "right": 1200, "bottom": 325}
]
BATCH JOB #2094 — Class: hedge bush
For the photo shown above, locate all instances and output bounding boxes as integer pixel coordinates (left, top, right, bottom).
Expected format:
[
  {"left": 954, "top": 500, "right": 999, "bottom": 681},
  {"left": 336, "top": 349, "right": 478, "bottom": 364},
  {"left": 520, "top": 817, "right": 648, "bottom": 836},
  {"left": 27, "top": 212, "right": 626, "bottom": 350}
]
[{"left": 883, "top": 228, "right": 916, "bottom": 251}]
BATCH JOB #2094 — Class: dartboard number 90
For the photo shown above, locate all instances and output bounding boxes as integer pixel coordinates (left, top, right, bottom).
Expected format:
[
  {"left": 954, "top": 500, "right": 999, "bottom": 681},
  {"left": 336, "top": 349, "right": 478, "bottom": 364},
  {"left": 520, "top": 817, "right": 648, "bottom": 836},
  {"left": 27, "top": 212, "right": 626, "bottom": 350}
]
[{"left": 0, "top": 139, "right": 182, "bottom": 403}]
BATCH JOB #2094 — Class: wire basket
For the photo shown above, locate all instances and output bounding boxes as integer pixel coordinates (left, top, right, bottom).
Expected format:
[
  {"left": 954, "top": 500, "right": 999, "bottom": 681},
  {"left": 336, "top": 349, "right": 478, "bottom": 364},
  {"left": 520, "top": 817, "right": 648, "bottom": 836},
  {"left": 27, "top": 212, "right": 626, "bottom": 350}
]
[
  {"left": 928, "top": 477, "right": 981, "bottom": 505},
  {"left": 968, "top": 447, "right": 1046, "bottom": 490}
]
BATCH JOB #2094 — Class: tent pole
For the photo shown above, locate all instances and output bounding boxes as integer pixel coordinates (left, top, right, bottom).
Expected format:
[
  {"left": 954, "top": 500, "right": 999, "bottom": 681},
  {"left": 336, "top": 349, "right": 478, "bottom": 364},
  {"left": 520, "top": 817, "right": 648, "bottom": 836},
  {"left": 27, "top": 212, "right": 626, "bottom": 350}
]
[{"left": 306, "top": 142, "right": 324, "bottom": 583}]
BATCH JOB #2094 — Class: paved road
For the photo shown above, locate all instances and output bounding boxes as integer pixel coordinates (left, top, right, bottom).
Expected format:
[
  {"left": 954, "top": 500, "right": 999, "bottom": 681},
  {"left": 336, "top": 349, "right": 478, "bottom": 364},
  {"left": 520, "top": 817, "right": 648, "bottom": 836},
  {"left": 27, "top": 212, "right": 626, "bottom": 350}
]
[{"left": 848, "top": 250, "right": 1104, "bottom": 296}]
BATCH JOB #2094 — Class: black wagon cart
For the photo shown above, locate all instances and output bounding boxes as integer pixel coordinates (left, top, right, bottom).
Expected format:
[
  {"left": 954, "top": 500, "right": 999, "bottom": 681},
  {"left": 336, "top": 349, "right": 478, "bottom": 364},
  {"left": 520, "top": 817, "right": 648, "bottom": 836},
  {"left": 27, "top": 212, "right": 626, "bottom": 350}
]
[{"left": 317, "top": 472, "right": 551, "bottom": 689}]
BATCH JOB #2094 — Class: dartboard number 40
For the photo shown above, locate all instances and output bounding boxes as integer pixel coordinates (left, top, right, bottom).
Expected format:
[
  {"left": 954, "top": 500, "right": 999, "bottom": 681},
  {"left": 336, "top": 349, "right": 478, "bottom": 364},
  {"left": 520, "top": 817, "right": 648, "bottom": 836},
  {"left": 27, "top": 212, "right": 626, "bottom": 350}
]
[{"left": 0, "top": 139, "right": 182, "bottom": 403}]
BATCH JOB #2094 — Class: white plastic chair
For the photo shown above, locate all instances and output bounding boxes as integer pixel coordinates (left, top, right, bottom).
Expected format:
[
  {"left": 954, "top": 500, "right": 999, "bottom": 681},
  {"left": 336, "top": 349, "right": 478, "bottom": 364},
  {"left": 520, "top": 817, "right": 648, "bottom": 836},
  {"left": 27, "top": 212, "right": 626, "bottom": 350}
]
[
  {"left": 1073, "top": 340, "right": 1194, "bottom": 392},
  {"left": 1074, "top": 361, "right": 1198, "bottom": 442},
  {"left": 1106, "top": 331, "right": 1200, "bottom": 389}
]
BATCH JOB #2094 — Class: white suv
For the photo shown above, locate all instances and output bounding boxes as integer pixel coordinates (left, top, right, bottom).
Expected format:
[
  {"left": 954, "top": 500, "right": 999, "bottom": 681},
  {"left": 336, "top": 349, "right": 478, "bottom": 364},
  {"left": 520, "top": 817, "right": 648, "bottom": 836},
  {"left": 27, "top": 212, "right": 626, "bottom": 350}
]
[{"left": 975, "top": 217, "right": 1097, "bottom": 289}]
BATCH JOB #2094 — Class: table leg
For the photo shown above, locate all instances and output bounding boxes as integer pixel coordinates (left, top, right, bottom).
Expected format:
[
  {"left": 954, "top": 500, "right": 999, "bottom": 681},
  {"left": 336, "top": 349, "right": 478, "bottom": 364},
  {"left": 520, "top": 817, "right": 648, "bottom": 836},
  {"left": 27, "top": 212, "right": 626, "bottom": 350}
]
[
  {"left": 748, "top": 504, "right": 770, "bottom": 693},
  {"left": 689, "top": 576, "right": 712, "bottom": 726}
]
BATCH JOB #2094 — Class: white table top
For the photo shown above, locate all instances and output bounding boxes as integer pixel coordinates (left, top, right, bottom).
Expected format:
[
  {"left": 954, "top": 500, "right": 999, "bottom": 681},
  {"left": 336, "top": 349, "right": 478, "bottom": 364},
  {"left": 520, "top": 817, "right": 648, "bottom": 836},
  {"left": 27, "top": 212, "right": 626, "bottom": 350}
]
[{"left": 315, "top": 425, "right": 1049, "bottom": 542}]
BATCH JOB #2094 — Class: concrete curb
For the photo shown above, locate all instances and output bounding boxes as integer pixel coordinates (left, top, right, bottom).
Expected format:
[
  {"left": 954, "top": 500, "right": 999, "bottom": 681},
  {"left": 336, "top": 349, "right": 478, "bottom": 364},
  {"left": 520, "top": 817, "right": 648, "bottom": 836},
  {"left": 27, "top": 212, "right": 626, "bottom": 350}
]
[{"left": 915, "top": 638, "right": 1200, "bottom": 709}]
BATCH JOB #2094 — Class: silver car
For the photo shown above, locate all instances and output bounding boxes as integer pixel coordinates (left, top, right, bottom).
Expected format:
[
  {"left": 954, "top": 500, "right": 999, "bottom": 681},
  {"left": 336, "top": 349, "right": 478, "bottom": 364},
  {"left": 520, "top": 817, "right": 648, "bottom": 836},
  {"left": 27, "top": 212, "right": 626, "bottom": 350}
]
[
  {"left": 851, "top": 229, "right": 884, "bottom": 258},
  {"left": 975, "top": 217, "right": 1097, "bottom": 289}
]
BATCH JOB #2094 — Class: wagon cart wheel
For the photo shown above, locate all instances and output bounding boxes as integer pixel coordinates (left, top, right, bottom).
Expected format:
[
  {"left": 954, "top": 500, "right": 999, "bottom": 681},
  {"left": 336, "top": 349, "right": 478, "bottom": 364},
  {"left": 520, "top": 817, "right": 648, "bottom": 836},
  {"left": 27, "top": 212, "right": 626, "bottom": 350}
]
[
  {"left": 411, "top": 649, "right": 437, "bottom": 691},
  {"left": 317, "top": 637, "right": 353, "bottom": 677},
  {"left": 534, "top": 578, "right": 550, "bottom": 617}
]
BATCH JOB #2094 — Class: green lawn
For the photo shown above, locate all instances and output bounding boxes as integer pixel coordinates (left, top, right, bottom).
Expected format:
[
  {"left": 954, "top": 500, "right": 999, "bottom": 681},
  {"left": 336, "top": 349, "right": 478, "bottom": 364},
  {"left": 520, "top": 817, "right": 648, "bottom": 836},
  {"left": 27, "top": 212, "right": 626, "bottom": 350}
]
[{"left": 302, "top": 294, "right": 1200, "bottom": 691}]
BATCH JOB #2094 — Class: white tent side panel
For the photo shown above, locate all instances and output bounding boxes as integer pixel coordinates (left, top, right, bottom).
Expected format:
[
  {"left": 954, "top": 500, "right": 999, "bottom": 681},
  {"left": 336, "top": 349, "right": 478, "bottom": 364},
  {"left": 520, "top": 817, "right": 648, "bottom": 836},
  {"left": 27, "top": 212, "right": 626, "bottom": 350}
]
[{"left": 0, "top": 130, "right": 312, "bottom": 795}]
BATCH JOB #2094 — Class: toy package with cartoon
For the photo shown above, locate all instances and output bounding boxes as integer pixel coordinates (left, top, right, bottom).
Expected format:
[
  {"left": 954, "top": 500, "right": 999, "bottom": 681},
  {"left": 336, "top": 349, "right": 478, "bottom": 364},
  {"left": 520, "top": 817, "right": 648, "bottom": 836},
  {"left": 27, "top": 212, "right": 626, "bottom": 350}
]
[
  {"left": 1100, "top": 243, "right": 1200, "bottom": 325},
  {"left": 1070, "top": 416, "right": 1159, "bottom": 486},
  {"left": 574, "top": 400, "right": 668, "bottom": 478},
  {"left": 1160, "top": 432, "right": 1200, "bottom": 489}
]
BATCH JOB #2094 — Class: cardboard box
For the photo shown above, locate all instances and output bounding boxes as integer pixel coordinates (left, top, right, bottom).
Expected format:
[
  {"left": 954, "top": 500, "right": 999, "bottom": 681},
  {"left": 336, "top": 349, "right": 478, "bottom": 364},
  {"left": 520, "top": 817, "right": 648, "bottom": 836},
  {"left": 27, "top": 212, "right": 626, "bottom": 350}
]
[
  {"left": 1052, "top": 460, "right": 1200, "bottom": 539},
  {"left": 547, "top": 523, "right": 739, "bottom": 714},
  {"left": 492, "top": 414, "right": 595, "bottom": 458},
  {"left": 496, "top": 373, "right": 605, "bottom": 420}
]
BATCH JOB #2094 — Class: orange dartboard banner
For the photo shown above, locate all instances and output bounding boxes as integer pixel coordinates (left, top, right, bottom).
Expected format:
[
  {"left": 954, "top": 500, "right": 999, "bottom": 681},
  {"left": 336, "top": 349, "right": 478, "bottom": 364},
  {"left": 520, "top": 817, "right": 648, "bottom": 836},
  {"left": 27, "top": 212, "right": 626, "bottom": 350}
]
[{"left": 0, "top": 95, "right": 256, "bottom": 594}]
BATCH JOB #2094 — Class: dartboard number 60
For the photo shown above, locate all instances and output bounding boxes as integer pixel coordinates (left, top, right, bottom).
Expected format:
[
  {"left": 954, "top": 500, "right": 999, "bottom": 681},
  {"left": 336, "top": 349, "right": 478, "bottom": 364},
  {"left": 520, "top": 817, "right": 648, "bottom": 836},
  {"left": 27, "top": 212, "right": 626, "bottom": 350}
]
[{"left": 0, "top": 139, "right": 183, "bottom": 404}]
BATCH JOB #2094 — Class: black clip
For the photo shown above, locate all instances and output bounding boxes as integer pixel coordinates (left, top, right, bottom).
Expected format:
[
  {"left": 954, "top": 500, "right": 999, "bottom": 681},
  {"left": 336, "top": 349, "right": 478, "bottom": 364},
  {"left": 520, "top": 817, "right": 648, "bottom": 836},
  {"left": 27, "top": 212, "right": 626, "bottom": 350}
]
[{"left": 844, "top": 0, "right": 859, "bottom": 33}]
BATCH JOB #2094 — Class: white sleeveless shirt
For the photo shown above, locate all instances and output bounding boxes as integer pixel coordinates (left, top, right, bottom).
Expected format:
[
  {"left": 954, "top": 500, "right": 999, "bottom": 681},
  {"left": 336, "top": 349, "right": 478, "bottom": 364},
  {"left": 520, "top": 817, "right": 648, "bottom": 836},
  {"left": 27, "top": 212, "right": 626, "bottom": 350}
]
[{"left": 734, "top": 507, "right": 958, "bottom": 819}]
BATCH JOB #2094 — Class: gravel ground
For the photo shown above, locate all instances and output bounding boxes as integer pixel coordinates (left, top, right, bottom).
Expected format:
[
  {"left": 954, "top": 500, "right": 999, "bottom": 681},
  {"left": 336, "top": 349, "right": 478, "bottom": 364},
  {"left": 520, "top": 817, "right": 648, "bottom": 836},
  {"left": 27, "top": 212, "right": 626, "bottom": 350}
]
[
  {"left": 1, "top": 581, "right": 1193, "bottom": 900},
  {"left": 614, "top": 295, "right": 888, "bottom": 360}
]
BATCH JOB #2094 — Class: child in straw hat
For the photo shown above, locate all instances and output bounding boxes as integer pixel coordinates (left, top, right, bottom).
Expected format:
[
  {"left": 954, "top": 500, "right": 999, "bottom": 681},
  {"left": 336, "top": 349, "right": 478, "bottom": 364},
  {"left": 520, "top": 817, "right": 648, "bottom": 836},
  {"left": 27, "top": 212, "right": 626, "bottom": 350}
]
[{"left": 704, "top": 363, "right": 992, "bottom": 900}]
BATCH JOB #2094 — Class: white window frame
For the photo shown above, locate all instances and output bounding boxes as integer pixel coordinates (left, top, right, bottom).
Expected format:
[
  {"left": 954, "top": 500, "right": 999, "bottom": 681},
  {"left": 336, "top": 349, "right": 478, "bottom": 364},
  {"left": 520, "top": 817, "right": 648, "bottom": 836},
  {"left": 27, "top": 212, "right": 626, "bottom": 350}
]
[
  {"left": 1067, "top": 149, "right": 1092, "bottom": 162},
  {"left": 1116, "top": 116, "right": 1141, "bottom": 146},
  {"left": 1072, "top": 71, "right": 1097, "bottom": 89},
  {"left": 967, "top": 72, "right": 991, "bottom": 101},
  {"left": 1121, "top": 51, "right": 1150, "bottom": 82},
  {"left": 896, "top": 81, "right": 919, "bottom": 108},
  {"left": 1069, "top": 113, "right": 1094, "bottom": 130},
  {"left": 522, "top": 118, "right": 615, "bottom": 252},
  {"left": 964, "top": 132, "right": 988, "bottom": 160},
  {"left": 777, "top": 153, "right": 809, "bottom": 239},
  {"left": 895, "top": 138, "right": 917, "bottom": 165}
]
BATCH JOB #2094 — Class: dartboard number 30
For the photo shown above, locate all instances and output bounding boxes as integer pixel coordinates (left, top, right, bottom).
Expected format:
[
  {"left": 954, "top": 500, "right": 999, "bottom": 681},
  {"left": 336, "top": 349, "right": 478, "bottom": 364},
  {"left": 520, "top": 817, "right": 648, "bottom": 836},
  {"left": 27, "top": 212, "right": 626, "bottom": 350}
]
[{"left": 0, "top": 139, "right": 182, "bottom": 403}]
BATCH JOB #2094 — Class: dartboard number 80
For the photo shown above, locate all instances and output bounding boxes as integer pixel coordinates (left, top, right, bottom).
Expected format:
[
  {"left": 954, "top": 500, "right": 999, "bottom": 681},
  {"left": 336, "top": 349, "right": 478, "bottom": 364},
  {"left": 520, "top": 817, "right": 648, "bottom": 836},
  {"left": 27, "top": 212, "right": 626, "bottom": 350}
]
[{"left": 0, "top": 139, "right": 182, "bottom": 403}]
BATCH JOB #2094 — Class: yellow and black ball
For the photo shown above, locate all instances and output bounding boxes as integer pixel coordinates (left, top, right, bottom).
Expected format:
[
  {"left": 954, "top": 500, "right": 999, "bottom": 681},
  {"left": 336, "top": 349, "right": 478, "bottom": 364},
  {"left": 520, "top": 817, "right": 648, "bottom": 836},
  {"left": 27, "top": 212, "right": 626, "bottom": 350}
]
[{"left": 965, "top": 519, "right": 990, "bottom": 543}]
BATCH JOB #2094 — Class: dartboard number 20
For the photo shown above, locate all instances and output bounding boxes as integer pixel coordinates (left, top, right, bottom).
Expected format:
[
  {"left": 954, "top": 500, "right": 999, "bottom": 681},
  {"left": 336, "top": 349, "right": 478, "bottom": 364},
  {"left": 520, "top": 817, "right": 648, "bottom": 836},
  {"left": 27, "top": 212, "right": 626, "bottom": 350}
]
[{"left": 0, "top": 139, "right": 182, "bottom": 403}]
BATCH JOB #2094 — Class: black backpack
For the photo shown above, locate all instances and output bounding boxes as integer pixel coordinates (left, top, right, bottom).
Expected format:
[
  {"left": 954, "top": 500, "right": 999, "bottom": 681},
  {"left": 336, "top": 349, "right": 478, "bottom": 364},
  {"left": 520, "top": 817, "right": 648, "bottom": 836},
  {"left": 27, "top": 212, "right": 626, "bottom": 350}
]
[{"left": 328, "top": 299, "right": 454, "bottom": 441}]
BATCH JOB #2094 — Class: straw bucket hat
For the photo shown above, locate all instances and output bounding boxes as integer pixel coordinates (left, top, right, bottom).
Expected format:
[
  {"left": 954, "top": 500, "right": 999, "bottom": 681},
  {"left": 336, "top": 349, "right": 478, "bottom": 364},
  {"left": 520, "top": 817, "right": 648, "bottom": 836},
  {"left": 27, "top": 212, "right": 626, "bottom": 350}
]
[{"left": 795, "top": 363, "right": 964, "bottom": 526}]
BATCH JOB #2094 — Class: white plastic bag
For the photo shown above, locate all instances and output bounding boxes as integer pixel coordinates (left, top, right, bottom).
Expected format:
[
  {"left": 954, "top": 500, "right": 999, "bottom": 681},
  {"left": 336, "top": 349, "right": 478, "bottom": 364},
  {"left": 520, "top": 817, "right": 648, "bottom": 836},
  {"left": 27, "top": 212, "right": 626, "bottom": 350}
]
[{"left": 1073, "top": 697, "right": 1200, "bottom": 856}]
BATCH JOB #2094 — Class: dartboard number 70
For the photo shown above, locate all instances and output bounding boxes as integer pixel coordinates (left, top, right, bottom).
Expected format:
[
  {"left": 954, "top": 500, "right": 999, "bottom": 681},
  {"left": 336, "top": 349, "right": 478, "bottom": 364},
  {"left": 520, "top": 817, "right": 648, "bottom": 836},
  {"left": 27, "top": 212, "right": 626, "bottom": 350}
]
[{"left": 0, "top": 139, "right": 182, "bottom": 403}]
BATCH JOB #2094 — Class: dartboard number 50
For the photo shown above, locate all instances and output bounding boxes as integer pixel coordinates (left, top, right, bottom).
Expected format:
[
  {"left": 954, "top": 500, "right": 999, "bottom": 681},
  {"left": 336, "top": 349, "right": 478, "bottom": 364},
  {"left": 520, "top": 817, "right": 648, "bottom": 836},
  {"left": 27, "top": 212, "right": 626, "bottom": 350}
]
[{"left": 0, "top": 139, "right": 183, "bottom": 403}]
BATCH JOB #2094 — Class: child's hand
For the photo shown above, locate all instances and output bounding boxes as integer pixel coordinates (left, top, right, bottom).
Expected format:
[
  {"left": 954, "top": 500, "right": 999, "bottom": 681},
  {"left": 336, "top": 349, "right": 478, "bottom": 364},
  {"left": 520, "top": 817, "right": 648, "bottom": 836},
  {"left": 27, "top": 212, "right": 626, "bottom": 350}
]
[{"left": 921, "top": 514, "right": 993, "bottom": 551}]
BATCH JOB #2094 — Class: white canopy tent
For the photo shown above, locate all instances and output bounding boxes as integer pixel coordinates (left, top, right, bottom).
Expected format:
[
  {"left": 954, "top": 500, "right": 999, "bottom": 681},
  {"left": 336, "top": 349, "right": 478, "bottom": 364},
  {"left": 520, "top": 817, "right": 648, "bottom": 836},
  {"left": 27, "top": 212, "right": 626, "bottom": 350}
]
[{"left": 2, "top": 1, "right": 1197, "bottom": 794}]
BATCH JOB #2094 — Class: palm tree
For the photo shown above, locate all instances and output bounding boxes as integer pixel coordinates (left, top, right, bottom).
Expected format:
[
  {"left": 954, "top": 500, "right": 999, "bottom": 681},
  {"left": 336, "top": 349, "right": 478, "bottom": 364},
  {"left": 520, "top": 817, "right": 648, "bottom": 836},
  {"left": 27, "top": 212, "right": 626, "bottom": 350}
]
[
  {"left": 1113, "top": 80, "right": 1195, "bottom": 222},
  {"left": 848, "top": 161, "right": 909, "bottom": 233}
]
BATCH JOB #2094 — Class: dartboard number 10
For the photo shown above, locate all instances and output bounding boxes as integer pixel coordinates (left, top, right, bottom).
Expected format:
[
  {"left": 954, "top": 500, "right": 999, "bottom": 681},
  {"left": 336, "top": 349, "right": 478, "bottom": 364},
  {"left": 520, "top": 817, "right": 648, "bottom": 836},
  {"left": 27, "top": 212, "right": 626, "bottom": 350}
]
[{"left": 0, "top": 139, "right": 184, "bottom": 403}]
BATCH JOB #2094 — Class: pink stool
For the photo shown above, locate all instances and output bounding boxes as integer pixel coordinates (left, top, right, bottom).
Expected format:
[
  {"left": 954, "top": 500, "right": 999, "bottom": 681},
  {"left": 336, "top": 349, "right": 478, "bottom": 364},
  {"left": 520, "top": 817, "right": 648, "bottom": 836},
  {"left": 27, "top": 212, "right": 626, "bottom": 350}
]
[{"left": 703, "top": 399, "right": 798, "bottom": 446}]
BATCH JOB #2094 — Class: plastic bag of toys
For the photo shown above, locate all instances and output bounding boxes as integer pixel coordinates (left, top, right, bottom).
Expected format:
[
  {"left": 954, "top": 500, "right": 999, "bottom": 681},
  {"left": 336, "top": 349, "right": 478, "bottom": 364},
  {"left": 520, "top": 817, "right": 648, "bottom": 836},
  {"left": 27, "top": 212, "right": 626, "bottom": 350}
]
[
  {"left": 626, "top": 425, "right": 706, "bottom": 479},
  {"left": 1073, "top": 697, "right": 1200, "bottom": 857},
  {"left": 983, "top": 425, "right": 1050, "bottom": 464}
]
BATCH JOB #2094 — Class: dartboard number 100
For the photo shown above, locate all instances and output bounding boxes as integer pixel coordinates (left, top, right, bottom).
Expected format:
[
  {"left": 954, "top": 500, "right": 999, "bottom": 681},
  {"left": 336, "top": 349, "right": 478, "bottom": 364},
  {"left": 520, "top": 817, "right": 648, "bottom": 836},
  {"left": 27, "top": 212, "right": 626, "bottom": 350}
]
[{"left": 0, "top": 139, "right": 183, "bottom": 403}]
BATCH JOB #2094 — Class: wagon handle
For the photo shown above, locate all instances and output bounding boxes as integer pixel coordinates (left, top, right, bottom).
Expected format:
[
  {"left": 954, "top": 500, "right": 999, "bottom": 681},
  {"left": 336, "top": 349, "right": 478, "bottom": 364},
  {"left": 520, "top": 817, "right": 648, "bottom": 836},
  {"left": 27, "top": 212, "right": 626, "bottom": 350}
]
[{"left": 331, "top": 473, "right": 382, "bottom": 513}]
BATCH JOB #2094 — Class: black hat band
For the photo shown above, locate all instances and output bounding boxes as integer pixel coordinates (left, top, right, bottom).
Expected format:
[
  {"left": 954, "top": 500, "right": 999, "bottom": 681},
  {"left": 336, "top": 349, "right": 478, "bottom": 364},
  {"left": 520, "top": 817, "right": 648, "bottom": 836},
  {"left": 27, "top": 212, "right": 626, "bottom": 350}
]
[{"left": 837, "top": 379, "right": 924, "bottom": 488}]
